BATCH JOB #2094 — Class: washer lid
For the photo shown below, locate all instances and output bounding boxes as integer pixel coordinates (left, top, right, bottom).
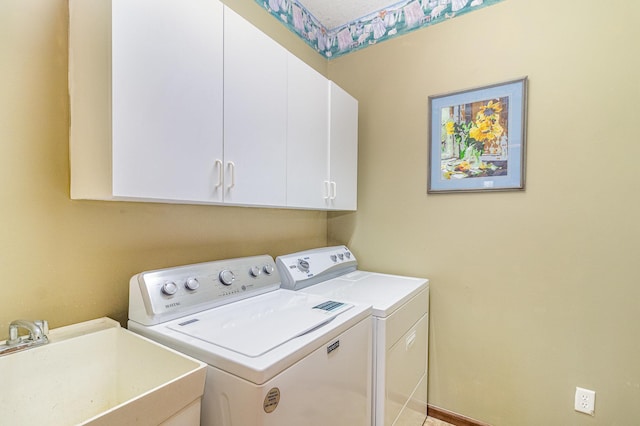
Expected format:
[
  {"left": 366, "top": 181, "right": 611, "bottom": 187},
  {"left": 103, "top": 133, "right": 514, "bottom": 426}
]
[
  {"left": 167, "top": 292, "right": 353, "bottom": 357},
  {"left": 299, "top": 270, "right": 428, "bottom": 317}
]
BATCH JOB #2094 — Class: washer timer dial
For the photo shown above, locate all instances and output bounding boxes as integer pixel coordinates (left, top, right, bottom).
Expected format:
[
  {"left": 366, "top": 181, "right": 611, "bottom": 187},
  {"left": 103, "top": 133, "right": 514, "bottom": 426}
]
[{"left": 219, "top": 270, "right": 235, "bottom": 286}]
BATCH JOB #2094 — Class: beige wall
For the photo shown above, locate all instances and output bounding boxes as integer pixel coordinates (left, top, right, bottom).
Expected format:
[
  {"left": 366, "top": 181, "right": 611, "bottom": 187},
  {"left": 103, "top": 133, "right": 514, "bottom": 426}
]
[
  {"left": 5, "top": 0, "right": 640, "bottom": 424},
  {"left": 328, "top": 0, "right": 640, "bottom": 424},
  {"left": 0, "top": 1, "right": 326, "bottom": 335}
]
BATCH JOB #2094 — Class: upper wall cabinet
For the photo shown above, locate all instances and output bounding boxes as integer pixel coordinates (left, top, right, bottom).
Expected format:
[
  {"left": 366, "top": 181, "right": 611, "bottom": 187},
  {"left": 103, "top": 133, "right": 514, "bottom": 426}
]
[
  {"left": 70, "top": 0, "right": 224, "bottom": 203},
  {"left": 69, "top": 0, "right": 357, "bottom": 210}
]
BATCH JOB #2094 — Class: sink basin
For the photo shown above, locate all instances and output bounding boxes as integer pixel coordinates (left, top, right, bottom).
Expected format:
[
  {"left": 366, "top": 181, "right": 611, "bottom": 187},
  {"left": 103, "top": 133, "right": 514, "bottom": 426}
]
[{"left": 1, "top": 318, "right": 206, "bottom": 426}]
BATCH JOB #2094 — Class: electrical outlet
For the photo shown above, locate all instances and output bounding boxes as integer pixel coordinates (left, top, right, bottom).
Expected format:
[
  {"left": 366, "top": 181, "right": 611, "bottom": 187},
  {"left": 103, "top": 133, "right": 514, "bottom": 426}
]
[{"left": 575, "top": 387, "right": 596, "bottom": 415}]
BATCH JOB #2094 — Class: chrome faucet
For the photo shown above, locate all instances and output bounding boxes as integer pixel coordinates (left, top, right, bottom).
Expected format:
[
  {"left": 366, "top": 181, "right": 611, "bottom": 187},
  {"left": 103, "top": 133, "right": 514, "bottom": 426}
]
[{"left": 1, "top": 319, "right": 49, "bottom": 356}]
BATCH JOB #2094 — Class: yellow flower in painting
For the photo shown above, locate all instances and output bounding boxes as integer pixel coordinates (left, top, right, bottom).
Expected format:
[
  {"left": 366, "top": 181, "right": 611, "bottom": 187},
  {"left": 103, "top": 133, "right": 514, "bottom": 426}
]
[
  {"left": 476, "top": 100, "right": 503, "bottom": 121},
  {"left": 470, "top": 118, "right": 503, "bottom": 142},
  {"left": 445, "top": 121, "right": 455, "bottom": 135},
  {"left": 469, "top": 120, "right": 492, "bottom": 141}
]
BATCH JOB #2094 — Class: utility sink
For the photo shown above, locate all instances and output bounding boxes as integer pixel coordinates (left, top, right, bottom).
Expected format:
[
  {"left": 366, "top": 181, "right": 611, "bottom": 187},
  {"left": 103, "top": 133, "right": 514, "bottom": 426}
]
[{"left": 1, "top": 318, "right": 206, "bottom": 426}]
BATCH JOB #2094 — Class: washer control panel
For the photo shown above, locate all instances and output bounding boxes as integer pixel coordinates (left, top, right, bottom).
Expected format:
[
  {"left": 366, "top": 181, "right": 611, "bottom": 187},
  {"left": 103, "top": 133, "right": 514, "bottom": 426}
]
[
  {"left": 276, "top": 246, "right": 358, "bottom": 291},
  {"left": 129, "top": 255, "right": 280, "bottom": 325}
]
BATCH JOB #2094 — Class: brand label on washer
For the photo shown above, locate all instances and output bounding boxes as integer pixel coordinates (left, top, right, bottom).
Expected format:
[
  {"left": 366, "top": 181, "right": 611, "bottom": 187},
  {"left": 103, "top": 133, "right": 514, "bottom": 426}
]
[{"left": 263, "top": 387, "right": 280, "bottom": 413}]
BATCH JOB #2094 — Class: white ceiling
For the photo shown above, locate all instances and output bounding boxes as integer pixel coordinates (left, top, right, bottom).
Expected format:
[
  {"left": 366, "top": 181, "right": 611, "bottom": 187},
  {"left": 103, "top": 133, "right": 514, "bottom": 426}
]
[{"left": 298, "top": 0, "right": 398, "bottom": 29}]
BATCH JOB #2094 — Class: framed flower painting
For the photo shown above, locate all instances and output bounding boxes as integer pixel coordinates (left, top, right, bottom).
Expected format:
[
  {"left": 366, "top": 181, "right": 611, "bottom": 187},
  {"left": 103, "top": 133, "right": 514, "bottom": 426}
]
[{"left": 427, "top": 77, "right": 528, "bottom": 193}]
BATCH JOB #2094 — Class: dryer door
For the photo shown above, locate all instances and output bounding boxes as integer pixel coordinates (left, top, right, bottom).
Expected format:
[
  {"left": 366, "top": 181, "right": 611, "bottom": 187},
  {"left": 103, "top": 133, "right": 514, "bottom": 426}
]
[{"left": 384, "top": 313, "right": 428, "bottom": 426}]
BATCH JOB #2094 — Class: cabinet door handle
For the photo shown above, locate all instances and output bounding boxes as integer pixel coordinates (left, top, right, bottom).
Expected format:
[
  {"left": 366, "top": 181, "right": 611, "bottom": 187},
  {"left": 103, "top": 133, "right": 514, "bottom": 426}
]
[
  {"left": 330, "top": 181, "right": 337, "bottom": 200},
  {"left": 323, "top": 181, "right": 330, "bottom": 200},
  {"left": 227, "top": 161, "right": 235, "bottom": 189},
  {"left": 214, "top": 159, "right": 223, "bottom": 188}
]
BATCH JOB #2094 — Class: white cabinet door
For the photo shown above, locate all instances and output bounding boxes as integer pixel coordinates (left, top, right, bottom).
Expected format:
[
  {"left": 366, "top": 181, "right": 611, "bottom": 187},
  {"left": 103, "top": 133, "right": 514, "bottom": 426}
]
[
  {"left": 111, "top": 0, "right": 224, "bottom": 203},
  {"left": 286, "top": 54, "right": 329, "bottom": 209},
  {"left": 287, "top": 58, "right": 359, "bottom": 211},
  {"left": 223, "top": 7, "right": 287, "bottom": 207},
  {"left": 328, "top": 82, "right": 358, "bottom": 210}
]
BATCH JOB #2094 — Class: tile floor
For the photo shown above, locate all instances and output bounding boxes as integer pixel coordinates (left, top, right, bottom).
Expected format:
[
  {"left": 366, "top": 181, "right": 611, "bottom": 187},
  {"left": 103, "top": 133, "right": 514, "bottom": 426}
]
[
  {"left": 390, "top": 407, "right": 454, "bottom": 426},
  {"left": 387, "top": 403, "right": 455, "bottom": 426},
  {"left": 423, "top": 416, "right": 455, "bottom": 426}
]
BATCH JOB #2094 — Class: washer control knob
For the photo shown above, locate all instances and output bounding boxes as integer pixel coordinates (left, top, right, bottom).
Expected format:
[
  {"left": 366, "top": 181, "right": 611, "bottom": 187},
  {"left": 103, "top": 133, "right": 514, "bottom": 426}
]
[
  {"left": 249, "top": 266, "right": 261, "bottom": 277},
  {"left": 338, "top": 253, "right": 344, "bottom": 260},
  {"left": 345, "top": 252, "right": 351, "bottom": 259},
  {"left": 330, "top": 254, "right": 337, "bottom": 262},
  {"left": 263, "top": 264, "right": 275, "bottom": 275},
  {"left": 185, "top": 278, "right": 200, "bottom": 291},
  {"left": 219, "top": 270, "right": 235, "bottom": 286},
  {"left": 297, "top": 259, "right": 310, "bottom": 273},
  {"left": 162, "top": 281, "right": 178, "bottom": 296}
]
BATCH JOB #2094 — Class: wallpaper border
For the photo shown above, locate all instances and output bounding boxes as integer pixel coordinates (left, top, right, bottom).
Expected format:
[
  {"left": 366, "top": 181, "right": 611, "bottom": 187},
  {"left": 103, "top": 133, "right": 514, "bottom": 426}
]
[{"left": 256, "top": 0, "right": 506, "bottom": 59}]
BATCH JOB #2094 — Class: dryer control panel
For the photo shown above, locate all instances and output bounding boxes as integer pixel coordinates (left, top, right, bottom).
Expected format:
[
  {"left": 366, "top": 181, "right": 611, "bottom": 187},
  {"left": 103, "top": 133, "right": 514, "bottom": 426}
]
[
  {"left": 276, "top": 246, "right": 358, "bottom": 291},
  {"left": 129, "top": 255, "right": 280, "bottom": 325}
]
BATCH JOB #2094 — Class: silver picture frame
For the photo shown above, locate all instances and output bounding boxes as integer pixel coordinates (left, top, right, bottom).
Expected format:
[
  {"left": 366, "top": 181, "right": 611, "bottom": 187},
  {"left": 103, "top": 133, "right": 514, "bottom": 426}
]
[{"left": 428, "top": 77, "right": 528, "bottom": 193}]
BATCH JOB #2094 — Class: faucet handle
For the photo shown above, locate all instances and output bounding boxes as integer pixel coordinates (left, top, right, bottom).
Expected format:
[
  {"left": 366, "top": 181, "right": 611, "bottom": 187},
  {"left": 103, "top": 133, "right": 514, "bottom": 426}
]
[{"left": 8, "top": 326, "right": 20, "bottom": 345}]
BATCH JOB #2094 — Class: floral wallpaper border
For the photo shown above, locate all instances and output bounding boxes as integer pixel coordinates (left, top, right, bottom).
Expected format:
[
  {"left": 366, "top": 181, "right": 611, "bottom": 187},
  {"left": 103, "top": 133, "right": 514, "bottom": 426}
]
[{"left": 257, "top": 0, "right": 506, "bottom": 59}]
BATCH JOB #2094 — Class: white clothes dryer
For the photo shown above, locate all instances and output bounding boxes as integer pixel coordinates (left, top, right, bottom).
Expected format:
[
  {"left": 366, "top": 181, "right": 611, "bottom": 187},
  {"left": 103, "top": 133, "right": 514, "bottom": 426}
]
[
  {"left": 276, "top": 246, "right": 429, "bottom": 426},
  {"left": 128, "top": 254, "right": 372, "bottom": 426}
]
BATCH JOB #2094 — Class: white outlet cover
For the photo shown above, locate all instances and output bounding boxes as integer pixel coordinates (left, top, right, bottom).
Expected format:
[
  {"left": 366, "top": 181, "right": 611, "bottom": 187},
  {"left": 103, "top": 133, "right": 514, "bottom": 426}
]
[{"left": 575, "top": 387, "right": 596, "bottom": 415}]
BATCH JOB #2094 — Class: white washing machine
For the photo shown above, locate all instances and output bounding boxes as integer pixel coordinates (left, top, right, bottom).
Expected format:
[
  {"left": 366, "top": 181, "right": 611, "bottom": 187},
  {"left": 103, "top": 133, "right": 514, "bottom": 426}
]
[
  {"left": 128, "top": 254, "right": 372, "bottom": 426},
  {"left": 276, "top": 246, "right": 429, "bottom": 426}
]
